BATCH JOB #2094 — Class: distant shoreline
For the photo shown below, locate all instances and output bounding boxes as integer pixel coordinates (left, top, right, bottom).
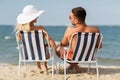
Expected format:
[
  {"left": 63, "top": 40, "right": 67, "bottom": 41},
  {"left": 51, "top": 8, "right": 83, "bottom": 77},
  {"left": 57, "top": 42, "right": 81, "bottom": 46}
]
[{"left": 1, "top": 24, "right": 120, "bottom": 27}]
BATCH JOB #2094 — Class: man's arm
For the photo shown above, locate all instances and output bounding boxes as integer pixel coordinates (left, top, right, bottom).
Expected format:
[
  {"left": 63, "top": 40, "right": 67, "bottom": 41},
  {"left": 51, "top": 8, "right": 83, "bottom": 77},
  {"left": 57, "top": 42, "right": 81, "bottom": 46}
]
[{"left": 60, "top": 27, "right": 70, "bottom": 46}]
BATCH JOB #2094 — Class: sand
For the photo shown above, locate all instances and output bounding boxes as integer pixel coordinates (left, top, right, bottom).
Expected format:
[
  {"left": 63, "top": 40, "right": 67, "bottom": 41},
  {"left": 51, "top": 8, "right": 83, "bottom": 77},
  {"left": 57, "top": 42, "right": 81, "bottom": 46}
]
[{"left": 0, "top": 64, "right": 120, "bottom": 80}]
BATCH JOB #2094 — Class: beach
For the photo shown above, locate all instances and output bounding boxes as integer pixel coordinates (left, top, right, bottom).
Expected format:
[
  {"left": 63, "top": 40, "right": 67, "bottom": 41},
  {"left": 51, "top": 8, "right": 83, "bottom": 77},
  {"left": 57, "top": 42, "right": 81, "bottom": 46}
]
[
  {"left": 1, "top": 0, "right": 120, "bottom": 79},
  {"left": 0, "top": 25, "right": 120, "bottom": 80},
  {"left": 0, "top": 0, "right": 120, "bottom": 80},
  {"left": 0, "top": 64, "right": 120, "bottom": 80}
]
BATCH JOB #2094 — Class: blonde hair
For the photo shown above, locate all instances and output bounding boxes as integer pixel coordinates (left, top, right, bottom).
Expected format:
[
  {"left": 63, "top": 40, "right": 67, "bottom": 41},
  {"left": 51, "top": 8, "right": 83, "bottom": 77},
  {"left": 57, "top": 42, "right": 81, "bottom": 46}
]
[
  {"left": 15, "top": 23, "right": 31, "bottom": 31},
  {"left": 15, "top": 23, "right": 31, "bottom": 41}
]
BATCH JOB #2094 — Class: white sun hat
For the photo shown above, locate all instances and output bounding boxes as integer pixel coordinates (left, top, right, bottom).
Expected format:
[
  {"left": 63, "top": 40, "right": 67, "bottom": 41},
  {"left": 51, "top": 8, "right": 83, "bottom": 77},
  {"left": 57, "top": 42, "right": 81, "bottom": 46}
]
[{"left": 17, "top": 5, "right": 45, "bottom": 24}]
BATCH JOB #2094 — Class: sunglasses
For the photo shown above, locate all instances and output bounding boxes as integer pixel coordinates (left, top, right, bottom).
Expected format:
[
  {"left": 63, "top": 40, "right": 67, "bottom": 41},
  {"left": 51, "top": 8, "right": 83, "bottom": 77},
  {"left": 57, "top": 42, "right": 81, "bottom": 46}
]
[{"left": 69, "top": 16, "right": 72, "bottom": 20}]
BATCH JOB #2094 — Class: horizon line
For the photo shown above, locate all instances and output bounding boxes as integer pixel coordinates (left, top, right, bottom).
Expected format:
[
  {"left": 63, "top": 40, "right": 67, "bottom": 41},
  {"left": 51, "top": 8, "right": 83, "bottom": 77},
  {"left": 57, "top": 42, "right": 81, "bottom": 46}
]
[{"left": 0, "top": 24, "right": 120, "bottom": 26}]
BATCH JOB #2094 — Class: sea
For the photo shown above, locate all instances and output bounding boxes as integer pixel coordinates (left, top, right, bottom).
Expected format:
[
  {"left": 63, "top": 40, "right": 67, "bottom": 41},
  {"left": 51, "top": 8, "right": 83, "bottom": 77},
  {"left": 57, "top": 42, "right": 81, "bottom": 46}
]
[{"left": 0, "top": 25, "right": 120, "bottom": 66}]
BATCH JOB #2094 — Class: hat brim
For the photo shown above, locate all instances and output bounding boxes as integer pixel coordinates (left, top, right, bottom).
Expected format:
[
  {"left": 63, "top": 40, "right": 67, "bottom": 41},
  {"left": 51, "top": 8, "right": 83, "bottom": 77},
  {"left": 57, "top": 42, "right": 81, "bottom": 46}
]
[{"left": 17, "top": 10, "right": 45, "bottom": 24}]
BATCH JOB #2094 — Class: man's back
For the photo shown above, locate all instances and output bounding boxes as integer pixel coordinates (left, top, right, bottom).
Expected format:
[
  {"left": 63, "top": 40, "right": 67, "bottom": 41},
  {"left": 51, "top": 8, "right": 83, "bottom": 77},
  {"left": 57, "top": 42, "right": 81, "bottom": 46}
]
[
  {"left": 66, "top": 25, "right": 100, "bottom": 41},
  {"left": 64, "top": 25, "right": 101, "bottom": 51}
]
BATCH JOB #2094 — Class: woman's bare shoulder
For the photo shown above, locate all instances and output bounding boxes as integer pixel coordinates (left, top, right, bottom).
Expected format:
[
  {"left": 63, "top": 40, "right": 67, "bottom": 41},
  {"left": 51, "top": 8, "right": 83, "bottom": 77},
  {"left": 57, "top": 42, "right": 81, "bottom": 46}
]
[{"left": 36, "top": 25, "right": 45, "bottom": 30}]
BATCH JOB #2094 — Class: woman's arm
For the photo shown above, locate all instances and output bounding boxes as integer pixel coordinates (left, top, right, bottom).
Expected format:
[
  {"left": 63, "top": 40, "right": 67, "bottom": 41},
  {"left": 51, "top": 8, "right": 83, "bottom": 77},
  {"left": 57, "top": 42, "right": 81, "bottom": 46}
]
[{"left": 38, "top": 26, "right": 56, "bottom": 47}]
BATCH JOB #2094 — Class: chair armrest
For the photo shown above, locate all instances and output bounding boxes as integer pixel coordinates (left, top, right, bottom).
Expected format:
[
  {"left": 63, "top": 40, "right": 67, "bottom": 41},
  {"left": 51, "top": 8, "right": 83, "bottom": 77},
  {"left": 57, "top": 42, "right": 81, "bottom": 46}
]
[
  {"left": 16, "top": 44, "right": 23, "bottom": 49},
  {"left": 49, "top": 47, "right": 55, "bottom": 57}
]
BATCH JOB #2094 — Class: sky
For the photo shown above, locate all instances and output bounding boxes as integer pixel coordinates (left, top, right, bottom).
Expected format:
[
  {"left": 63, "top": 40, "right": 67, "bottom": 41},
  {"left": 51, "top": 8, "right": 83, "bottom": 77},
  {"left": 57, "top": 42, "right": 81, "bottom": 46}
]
[{"left": 0, "top": 0, "right": 120, "bottom": 26}]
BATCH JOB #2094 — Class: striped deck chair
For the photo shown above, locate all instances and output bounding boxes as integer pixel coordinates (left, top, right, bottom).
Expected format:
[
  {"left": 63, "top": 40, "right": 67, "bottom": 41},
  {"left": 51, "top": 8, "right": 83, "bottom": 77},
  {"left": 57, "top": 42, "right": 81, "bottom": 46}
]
[
  {"left": 63, "top": 32, "right": 103, "bottom": 80},
  {"left": 16, "top": 30, "right": 54, "bottom": 80}
]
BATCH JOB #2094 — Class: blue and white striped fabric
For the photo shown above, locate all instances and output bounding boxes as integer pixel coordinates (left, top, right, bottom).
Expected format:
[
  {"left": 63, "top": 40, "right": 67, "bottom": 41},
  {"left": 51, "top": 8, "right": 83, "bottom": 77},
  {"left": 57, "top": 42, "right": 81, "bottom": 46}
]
[
  {"left": 20, "top": 30, "right": 47, "bottom": 61},
  {"left": 71, "top": 32, "right": 99, "bottom": 61}
]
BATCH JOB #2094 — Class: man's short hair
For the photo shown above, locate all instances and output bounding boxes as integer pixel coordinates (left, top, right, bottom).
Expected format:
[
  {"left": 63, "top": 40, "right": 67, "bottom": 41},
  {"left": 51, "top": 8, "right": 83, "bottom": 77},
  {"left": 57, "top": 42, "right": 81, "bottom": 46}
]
[{"left": 72, "top": 7, "right": 86, "bottom": 23}]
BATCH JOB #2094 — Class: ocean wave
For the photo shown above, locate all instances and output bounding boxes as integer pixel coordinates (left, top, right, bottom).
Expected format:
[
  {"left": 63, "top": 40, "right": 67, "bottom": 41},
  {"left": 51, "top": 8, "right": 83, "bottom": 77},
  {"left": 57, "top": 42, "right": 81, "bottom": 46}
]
[
  {"left": 55, "top": 41, "right": 60, "bottom": 45},
  {"left": 98, "top": 57, "right": 120, "bottom": 66},
  {"left": 4, "top": 36, "right": 11, "bottom": 40},
  {"left": 98, "top": 57, "right": 120, "bottom": 61}
]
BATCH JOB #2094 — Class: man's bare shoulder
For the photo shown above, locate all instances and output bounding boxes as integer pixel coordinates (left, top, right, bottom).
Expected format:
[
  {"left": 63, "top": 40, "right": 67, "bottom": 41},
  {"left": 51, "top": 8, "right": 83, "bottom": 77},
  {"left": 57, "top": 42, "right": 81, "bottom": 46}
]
[
  {"left": 67, "top": 26, "right": 74, "bottom": 29},
  {"left": 66, "top": 26, "right": 75, "bottom": 33},
  {"left": 64, "top": 26, "right": 72, "bottom": 32},
  {"left": 86, "top": 26, "right": 100, "bottom": 33}
]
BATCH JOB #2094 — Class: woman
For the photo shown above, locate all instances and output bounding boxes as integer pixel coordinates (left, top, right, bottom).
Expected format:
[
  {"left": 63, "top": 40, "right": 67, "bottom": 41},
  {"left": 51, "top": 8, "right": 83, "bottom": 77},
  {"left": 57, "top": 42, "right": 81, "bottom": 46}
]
[{"left": 15, "top": 5, "right": 56, "bottom": 74}]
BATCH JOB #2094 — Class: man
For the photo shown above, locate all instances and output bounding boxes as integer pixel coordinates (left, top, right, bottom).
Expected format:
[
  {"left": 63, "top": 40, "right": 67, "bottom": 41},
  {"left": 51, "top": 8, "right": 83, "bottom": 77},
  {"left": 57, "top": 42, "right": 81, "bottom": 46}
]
[{"left": 56, "top": 7, "right": 102, "bottom": 72}]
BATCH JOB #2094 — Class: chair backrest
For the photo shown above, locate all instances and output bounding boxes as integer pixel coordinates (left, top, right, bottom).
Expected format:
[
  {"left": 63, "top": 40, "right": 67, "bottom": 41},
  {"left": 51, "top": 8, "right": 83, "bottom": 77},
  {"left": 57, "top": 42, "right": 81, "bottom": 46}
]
[
  {"left": 69, "top": 32, "right": 101, "bottom": 62},
  {"left": 18, "top": 30, "right": 50, "bottom": 61}
]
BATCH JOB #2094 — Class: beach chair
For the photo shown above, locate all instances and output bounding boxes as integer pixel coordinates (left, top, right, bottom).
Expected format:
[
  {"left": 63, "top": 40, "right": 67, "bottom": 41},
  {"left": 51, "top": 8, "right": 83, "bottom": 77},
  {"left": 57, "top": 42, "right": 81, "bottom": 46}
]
[
  {"left": 63, "top": 32, "right": 103, "bottom": 80},
  {"left": 16, "top": 30, "right": 55, "bottom": 80}
]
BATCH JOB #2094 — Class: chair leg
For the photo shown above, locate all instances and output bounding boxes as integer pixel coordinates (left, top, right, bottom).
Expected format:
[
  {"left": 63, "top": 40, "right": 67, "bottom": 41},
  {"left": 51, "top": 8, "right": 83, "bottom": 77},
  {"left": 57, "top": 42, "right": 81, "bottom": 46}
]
[
  {"left": 96, "top": 62, "right": 99, "bottom": 80},
  {"left": 87, "top": 63, "right": 90, "bottom": 73},
  {"left": 52, "top": 57, "right": 54, "bottom": 80},
  {"left": 64, "top": 57, "right": 66, "bottom": 80},
  {"left": 18, "top": 61, "right": 21, "bottom": 80},
  {"left": 56, "top": 61, "right": 60, "bottom": 74},
  {"left": 24, "top": 61, "right": 27, "bottom": 73}
]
